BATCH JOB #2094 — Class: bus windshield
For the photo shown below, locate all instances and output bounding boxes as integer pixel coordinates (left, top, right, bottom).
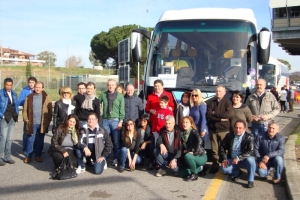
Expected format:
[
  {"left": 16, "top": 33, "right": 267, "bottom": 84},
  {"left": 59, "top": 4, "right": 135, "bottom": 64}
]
[
  {"left": 259, "top": 64, "right": 276, "bottom": 89},
  {"left": 147, "top": 20, "right": 257, "bottom": 91}
]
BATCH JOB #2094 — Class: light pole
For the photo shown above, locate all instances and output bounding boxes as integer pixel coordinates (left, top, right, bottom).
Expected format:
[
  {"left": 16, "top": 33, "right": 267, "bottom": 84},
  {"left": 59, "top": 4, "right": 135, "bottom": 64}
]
[{"left": 137, "top": 0, "right": 156, "bottom": 94}]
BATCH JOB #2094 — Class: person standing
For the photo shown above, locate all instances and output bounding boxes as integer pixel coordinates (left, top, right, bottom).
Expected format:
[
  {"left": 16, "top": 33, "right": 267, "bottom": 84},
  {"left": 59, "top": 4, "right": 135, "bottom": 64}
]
[
  {"left": 0, "top": 78, "right": 19, "bottom": 166},
  {"left": 206, "top": 85, "right": 232, "bottom": 174},
  {"left": 74, "top": 82, "right": 100, "bottom": 128},
  {"left": 255, "top": 121, "right": 285, "bottom": 184},
  {"left": 246, "top": 79, "right": 279, "bottom": 137},
  {"left": 52, "top": 86, "right": 76, "bottom": 133},
  {"left": 279, "top": 87, "right": 287, "bottom": 113},
  {"left": 288, "top": 86, "right": 294, "bottom": 112},
  {"left": 175, "top": 91, "right": 191, "bottom": 124},
  {"left": 98, "top": 79, "right": 125, "bottom": 167},
  {"left": 23, "top": 81, "right": 52, "bottom": 163},
  {"left": 189, "top": 89, "right": 209, "bottom": 147},
  {"left": 19, "top": 76, "right": 37, "bottom": 154},
  {"left": 124, "top": 83, "right": 144, "bottom": 127},
  {"left": 220, "top": 120, "right": 256, "bottom": 188},
  {"left": 145, "top": 80, "right": 175, "bottom": 125}
]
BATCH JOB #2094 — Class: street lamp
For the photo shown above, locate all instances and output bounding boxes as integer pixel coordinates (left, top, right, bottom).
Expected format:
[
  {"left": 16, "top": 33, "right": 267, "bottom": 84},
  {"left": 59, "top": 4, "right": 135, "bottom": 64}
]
[{"left": 137, "top": 0, "right": 156, "bottom": 94}]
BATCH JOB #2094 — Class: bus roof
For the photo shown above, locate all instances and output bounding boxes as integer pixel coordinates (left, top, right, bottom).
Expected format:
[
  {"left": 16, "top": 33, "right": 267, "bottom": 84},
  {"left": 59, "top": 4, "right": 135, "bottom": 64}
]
[
  {"left": 268, "top": 56, "right": 288, "bottom": 68},
  {"left": 158, "top": 8, "right": 257, "bottom": 27}
]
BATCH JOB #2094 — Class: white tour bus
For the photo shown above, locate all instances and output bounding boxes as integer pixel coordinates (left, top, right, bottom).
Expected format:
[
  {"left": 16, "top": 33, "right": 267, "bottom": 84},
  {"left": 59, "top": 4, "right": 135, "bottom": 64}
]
[
  {"left": 131, "top": 8, "right": 271, "bottom": 104},
  {"left": 259, "top": 56, "right": 290, "bottom": 90}
]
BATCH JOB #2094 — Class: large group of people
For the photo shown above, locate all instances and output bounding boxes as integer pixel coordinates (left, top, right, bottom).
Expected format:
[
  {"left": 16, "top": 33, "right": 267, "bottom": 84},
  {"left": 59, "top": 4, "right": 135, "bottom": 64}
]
[{"left": 0, "top": 77, "right": 287, "bottom": 188}]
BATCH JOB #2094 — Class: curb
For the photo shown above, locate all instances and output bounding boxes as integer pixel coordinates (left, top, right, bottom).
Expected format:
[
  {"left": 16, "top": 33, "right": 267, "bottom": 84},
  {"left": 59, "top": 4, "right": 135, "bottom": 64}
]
[{"left": 284, "top": 134, "right": 300, "bottom": 200}]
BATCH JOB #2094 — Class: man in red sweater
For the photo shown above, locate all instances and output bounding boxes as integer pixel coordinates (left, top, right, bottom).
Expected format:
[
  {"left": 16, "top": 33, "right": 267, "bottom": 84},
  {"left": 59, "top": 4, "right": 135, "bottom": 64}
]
[
  {"left": 152, "top": 96, "right": 174, "bottom": 145},
  {"left": 145, "top": 80, "right": 175, "bottom": 124}
]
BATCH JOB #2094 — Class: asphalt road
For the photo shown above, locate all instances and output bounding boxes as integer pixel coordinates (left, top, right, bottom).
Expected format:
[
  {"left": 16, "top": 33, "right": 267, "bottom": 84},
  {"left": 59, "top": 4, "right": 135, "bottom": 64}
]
[{"left": 1, "top": 105, "right": 299, "bottom": 200}]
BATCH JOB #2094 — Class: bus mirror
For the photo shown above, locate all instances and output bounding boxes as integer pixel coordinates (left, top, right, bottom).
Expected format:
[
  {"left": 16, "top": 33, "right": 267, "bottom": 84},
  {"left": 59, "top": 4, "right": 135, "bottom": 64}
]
[
  {"left": 131, "top": 32, "right": 142, "bottom": 62},
  {"left": 224, "top": 50, "right": 233, "bottom": 58},
  {"left": 257, "top": 27, "right": 271, "bottom": 64}
]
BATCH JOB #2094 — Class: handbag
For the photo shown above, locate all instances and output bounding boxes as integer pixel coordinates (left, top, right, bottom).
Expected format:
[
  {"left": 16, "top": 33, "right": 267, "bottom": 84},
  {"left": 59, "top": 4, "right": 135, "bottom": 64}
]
[{"left": 51, "top": 156, "right": 77, "bottom": 180}]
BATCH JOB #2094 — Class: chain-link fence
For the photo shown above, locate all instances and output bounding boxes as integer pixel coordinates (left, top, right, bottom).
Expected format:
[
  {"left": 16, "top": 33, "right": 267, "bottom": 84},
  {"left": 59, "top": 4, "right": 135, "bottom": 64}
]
[{"left": 0, "top": 70, "right": 130, "bottom": 101}]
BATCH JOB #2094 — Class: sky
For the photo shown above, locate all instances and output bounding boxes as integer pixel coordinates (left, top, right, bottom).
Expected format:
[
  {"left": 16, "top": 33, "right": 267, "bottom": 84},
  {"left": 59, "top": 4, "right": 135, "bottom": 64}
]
[{"left": 0, "top": 0, "right": 299, "bottom": 71}]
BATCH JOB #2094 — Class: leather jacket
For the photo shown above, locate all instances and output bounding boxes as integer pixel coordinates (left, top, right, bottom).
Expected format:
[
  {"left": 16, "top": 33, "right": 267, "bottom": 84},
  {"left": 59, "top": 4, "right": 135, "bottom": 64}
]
[
  {"left": 182, "top": 129, "right": 206, "bottom": 156},
  {"left": 53, "top": 100, "right": 76, "bottom": 131},
  {"left": 220, "top": 131, "right": 254, "bottom": 161}
]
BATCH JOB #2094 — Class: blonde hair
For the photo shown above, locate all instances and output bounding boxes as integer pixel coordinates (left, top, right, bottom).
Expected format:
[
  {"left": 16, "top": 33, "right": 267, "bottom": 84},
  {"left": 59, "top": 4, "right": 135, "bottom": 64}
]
[
  {"left": 190, "top": 88, "right": 205, "bottom": 107},
  {"left": 116, "top": 84, "right": 125, "bottom": 96},
  {"left": 60, "top": 86, "right": 73, "bottom": 100}
]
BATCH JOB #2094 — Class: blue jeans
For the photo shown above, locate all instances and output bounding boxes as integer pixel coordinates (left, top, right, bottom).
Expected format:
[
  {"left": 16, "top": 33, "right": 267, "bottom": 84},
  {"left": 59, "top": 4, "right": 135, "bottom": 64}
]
[
  {"left": 201, "top": 131, "right": 209, "bottom": 148},
  {"left": 220, "top": 157, "right": 256, "bottom": 182},
  {"left": 79, "top": 121, "right": 87, "bottom": 128},
  {"left": 257, "top": 156, "right": 284, "bottom": 179},
  {"left": 0, "top": 119, "right": 16, "bottom": 161},
  {"left": 251, "top": 123, "right": 267, "bottom": 138},
  {"left": 103, "top": 118, "right": 120, "bottom": 160},
  {"left": 75, "top": 148, "right": 85, "bottom": 168},
  {"left": 25, "top": 124, "right": 45, "bottom": 158},
  {"left": 94, "top": 159, "right": 106, "bottom": 175},
  {"left": 154, "top": 149, "right": 178, "bottom": 171},
  {"left": 118, "top": 147, "right": 143, "bottom": 168}
]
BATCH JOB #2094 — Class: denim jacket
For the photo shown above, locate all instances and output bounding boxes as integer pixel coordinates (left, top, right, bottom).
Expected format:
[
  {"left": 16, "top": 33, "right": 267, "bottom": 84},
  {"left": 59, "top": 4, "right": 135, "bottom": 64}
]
[
  {"left": 254, "top": 131, "right": 285, "bottom": 162},
  {"left": 0, "top": 89, "right": 19, "bottom": 121}
]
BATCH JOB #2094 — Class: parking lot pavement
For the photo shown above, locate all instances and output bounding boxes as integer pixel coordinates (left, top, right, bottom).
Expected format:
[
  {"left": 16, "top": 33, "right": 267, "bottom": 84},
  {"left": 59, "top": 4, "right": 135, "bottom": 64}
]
[{"left": 1, "top": 105, "right": 299, "bottom": 200}]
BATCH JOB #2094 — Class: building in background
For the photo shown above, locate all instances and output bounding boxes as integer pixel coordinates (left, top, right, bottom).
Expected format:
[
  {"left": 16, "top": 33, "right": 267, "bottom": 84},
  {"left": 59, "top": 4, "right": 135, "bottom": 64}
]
[{"left": 0, "top": 47, "right": 45, "bottom": 66}]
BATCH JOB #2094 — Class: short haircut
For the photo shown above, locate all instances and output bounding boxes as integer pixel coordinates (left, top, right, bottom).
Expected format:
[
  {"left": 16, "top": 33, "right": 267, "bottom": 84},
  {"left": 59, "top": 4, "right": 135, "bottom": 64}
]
[
  {"left": 160, "top": 95, "right": 169, "bottom": 103},
  {"left": 126, "top": 83, "right": 134, "bottom": 89},
  {"left": 165, "top": 115, "right": 175, "bottom": 123},
  {"left": 35, "top": 81, "right": 44, "bottom": 88},
  {"left": 4, "top": 78, "right": 13, "bottom": 85},
  {"left": 86, "top": 82, "right": 96, "bottom": 88},
  {"left": 257, "top": 78, "right": 266, "bottom": 85},
  {"left": 154, "top": 79, "right": 164, "bottom": 86},
  {"left": 216, "top": 85, "right": 226, "bottom": 91},
  {"left": 60, "top": 86, "right": 73, "bottom": 100},
  {"left": 77, "top": 82, "right": 86, "bottom": 88},
  {"left": 88, "top": 112, "right": 98, "bottom": 120},
  {"left": 234, "top": 119, "right": 247, "bottom": 128},
  {"left": 268, "top": 120, "right": 279, "bottom": 129},
  {"left": 27, "top": 76, "right": 37, "bottom": 83},
  {"left": 107, "top": 79, "right": 116, "bottom": 84},
  {"left": 232, "top": 90, "right": 244, "bottom": 99}
]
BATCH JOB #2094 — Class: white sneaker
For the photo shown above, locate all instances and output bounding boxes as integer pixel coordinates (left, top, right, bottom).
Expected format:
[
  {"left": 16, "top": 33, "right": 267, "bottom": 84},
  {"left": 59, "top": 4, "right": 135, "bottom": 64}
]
[
  {"left": 104, "top": 162, "right": 107, "bottom": 170},
  {"left": 76, "top": 166, "right": 86, "bottom": 174},
  {"left": 111, "top": 159, "right": 118, "bottom": 167}
]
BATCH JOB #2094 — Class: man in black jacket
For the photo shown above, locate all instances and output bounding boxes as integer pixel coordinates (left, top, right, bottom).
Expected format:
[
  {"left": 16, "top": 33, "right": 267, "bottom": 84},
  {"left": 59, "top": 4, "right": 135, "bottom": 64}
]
[
  {"left": 220, "top": 119, "right": 256, "bottom": 188},
  {"left": 207, "top": 85, "right": 232, "bottom": 173},
  {"left": 155, "top": 115, "right": 182, "bottom": 177}
]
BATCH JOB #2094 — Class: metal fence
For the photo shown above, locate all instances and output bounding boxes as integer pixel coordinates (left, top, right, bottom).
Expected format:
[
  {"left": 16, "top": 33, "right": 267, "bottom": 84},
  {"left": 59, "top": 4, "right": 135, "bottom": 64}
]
[{"left": 0, "top": 70, "right": 128, "bottom": 101}]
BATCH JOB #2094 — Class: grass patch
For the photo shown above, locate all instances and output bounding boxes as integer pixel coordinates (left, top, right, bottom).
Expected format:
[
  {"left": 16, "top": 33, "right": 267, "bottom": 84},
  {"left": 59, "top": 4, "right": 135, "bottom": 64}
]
[{"left": 292, "top": 124, "right": 300, "bottom": 147}]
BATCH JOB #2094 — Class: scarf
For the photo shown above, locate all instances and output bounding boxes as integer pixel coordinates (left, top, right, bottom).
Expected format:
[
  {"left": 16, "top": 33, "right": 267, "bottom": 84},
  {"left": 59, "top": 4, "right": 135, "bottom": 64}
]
[
  {"left": 68, "top": 127, "right": 78, "bottom": 145},
  {"left": 182, "top": 128, "right": 192, "bottom": 149},
  {"left": 62, "top": 99, "right": 75, "bottom": 115},
  {"left": 81, "top": 93, "right": 95, "bottom": 110},
  {"left": 108, "top": 90, "right": 117, "bottom": 116}
]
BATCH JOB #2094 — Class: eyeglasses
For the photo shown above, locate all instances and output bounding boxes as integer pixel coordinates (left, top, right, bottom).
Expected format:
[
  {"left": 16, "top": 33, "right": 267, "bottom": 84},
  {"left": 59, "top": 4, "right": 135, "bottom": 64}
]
[
  {"left": 191, "top": 94, "right": 198, "bottom": 97},
  {"left": 88, "top": 118, "right": 97, "bottom": 121},
  {"left": 126, "top": 123, "right": 134, "bottom": 126}
]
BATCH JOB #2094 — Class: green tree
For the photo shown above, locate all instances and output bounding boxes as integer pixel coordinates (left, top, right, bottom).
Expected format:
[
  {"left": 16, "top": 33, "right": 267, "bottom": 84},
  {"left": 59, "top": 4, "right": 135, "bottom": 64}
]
[
  {"left": 36, "top": 51, "right": 57, "bottom": 66},
  {"left": 89, "top": 51, "right": 101, "bottom": 66},
  {"left": 25, "top": 62, "right": 32, "bottom": 77},
  {"left": 278, "top": 59, "right": 291, "bottom": 70},
  {"left": 90, "top": 24, "right": 152, "bottom": 79},
  {"left": 65, "top": 56, "right": 82, "bottom": 68}
]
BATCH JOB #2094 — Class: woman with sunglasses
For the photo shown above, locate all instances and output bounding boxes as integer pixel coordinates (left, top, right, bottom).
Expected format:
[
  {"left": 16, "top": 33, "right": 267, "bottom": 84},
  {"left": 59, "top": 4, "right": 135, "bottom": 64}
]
[
  {"left": 175, "top": 91, "right": 191, "bottom": 124},
  {"left": 52, "top": 86, "right": 76, "bottom": 133},
  {"left": 137, "top": 114, "right": 155, "bottom": 170},
  {"left": 189, "top": 89, "right": 209, "bottom": 147},
  {"left": 118, "top": 119, "right": 142, "bottom": 172}
]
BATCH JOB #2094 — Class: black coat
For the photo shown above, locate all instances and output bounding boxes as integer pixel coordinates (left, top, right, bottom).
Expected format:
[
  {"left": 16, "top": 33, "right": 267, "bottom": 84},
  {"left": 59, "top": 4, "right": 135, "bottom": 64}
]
[
  {"left": 182, "top": 129, "right": 206, "bottom": 156},
  {"left": 52, "top": 100, "right": 76, "bottom": 131},
  {"left": 220, "top": 131, "right": 254, "bottom": 161}
]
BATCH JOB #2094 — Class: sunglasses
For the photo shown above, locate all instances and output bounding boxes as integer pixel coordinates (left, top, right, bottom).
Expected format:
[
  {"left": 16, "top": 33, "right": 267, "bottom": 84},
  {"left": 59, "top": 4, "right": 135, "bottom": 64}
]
[{"left": 191, "top": 94, "right": 198, "bottom": 97}]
